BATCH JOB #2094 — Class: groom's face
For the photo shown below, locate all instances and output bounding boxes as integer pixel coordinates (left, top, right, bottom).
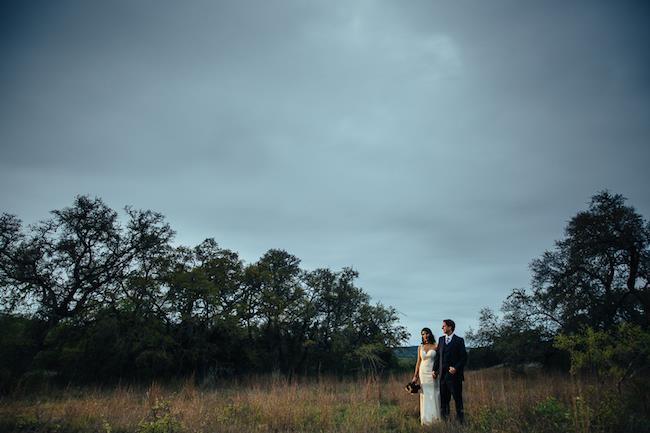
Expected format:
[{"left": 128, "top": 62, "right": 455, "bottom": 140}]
[{"left": 441, "top": 322, "right": 451, "bottom": 336}]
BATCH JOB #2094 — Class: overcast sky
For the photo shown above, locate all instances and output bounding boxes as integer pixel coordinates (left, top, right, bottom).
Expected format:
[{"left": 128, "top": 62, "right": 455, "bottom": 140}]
[{"left": 1, "top": 0, "right": 649, "bottom": 344}]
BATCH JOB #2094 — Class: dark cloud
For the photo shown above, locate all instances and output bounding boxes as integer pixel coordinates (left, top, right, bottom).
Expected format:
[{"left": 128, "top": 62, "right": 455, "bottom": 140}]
[{"left": 1, "top": 0, "right": 649, "bottom": 342}]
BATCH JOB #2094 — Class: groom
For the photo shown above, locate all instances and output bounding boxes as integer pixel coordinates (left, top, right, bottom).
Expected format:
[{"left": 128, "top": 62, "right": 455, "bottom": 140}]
[{"left": 433, "top": 319, "right": 467, "bottom": 423}]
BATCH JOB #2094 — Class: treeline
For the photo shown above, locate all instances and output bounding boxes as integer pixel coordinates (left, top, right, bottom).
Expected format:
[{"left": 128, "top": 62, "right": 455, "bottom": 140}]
[
  {"left": 0, "top": 196, "right": 408, "bottom": 390},
  {"left": 466, "top": 191, "right": 650, "bottom": 424}
]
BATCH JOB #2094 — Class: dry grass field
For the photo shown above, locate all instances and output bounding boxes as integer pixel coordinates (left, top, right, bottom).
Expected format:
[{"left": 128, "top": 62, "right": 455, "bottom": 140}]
[{"left": 0, "top": 369, "right": 632, "bottom": 433}]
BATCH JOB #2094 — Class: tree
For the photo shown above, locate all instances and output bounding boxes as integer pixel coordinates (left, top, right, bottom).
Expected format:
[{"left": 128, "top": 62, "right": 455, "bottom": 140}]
[
  {"left": 514, "top": 191, "right": 650, "bottom": 333},
  {"left": 245, "top": 249, "right": 313, "bottom": 374},
  {"left": 307, "top": 267, "right": 369, "bottom": 359},
  {"left": 302, "top": 267, "right": 409, "bottom": 375},
  {"left": 164, "top": 239, "right": 246, "bottom": 375},
  {"left": 466, "top": 303, "right": 553, "bottom": 367},
  {"left": 468, "top": 191, "right": 649, "bottom": 367},
  {"left": 166, "top": 239, "right": 244, "bottom": 324},
  {"left": 0, "top": 196, "right": 412, "bottom": 383},
  {"left": 0, "top": 195, "right": 174, "bottom": 327}
]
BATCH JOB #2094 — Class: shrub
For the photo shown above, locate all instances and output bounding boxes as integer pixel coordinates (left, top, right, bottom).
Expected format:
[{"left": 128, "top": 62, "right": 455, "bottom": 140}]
[
  {"left": 137, "top": 399, "right": 182, "bottom": 433},
  {"left": 470, "top": 406, "right": 514, "bottom": 433},
  {"left": 529, "top": 397, "right": 570, "bottom": 433}
]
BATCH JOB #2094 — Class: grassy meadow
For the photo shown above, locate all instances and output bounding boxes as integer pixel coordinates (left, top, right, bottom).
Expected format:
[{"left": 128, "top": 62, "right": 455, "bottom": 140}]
[{"left": 2, "top": 368, "right": 639, "bottom": 433}]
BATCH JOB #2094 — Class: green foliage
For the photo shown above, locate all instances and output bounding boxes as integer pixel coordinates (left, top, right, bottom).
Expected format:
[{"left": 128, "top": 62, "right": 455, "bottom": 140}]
[
  {"left": 468, "top": 191, "right": 650, "bottom": 369},
  {"left": 0, "top": 196, "right": 409, "bottom": 386},
  {"left": 554, "top": 325, "right": 650, "bottom": 432},
  {"left": 470, "top": 406, "right": 514, "bottom": 433},
  {"left": 465, "top": 191, "right": 650, "bottom": 432},
  {"left": 354, "top": 343, "right": 387, "bottom": 377},
  {"left": 0, "top": 314, "right": 43, "bottom": 391},
  {"left": 466, "top": 346, "right": 501, "bottom": 370},
  {"left": 554, "top": 323, "right": 650, "bottom": 390},
  {"left": 528, "top": 397, "right": 571, "bottom": 433},
  {"left": 466, "top": 306, "right": 558, "bottom": 368},
  {"left": 137, "top": 399, "right": 182, "bottom": 433},
  {"left": 569, "top": 388, "right": 650, "bottom": 433}
]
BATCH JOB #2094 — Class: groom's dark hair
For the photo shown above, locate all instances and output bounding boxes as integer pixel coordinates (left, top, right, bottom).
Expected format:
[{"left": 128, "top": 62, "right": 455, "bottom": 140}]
[{"left": 443, "top": 319, "right": 456, "bottom": 331}]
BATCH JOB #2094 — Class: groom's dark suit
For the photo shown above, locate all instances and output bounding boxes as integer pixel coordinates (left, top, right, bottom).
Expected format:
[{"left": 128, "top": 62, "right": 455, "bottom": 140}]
[{"left": 433, "top": 334, "right": 468, "bottom": 422}]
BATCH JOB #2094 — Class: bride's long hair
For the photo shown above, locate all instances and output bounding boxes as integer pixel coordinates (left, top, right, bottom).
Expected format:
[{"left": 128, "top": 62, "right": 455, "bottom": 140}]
[{"left": 420, "top": 327, "right": 435, "bottom": 344}]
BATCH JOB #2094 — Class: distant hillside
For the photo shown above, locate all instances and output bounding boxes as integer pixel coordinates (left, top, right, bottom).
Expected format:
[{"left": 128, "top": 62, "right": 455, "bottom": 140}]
[
  {"left": 394, "top": 345, "right": 474, "bottom": 360},
  {"left": 393, "top": 346, "right": 418, "bottom": 359}
]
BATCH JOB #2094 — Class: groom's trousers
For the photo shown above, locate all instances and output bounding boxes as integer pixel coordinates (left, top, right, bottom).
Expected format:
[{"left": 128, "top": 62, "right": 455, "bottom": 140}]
[{"left": 440, "top": 375, "right": 464, "bottom": 423}]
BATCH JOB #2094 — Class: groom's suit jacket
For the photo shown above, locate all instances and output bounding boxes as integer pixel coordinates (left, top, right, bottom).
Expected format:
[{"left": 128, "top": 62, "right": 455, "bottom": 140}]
[{"left": 433, "top": 334, "right": 468, "bottom": 382}]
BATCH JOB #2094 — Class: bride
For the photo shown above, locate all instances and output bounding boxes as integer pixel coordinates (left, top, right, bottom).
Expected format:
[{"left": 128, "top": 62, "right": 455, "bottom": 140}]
[{"left": 412, "top": 327, "right": 441, "bottom": 425}]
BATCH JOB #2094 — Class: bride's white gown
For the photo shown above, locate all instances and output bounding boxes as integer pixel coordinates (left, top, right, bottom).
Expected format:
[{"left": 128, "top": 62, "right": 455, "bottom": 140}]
[{"left": 419, "top": 345, "right": 441, "bottom": 425}]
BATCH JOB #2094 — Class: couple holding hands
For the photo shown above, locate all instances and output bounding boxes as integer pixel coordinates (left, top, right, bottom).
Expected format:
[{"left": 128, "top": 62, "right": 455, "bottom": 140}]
[{"left": 412, "top": 319, "right": 468, "bottom": 425}]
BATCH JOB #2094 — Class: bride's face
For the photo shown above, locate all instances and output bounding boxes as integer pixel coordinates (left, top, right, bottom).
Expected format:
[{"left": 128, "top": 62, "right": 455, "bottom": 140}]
[{"left": 421, "top": 331, "right": 430, "bottom": 343}]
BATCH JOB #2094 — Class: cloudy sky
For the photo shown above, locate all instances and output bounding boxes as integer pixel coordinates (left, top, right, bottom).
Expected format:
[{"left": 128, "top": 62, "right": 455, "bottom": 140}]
[{"left": 1, "top": 0, "right": 649, "bottom": 344}]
